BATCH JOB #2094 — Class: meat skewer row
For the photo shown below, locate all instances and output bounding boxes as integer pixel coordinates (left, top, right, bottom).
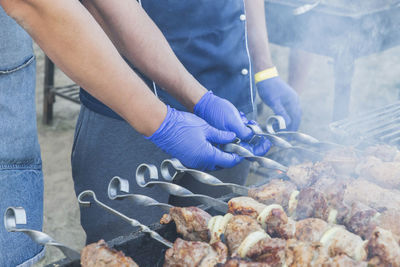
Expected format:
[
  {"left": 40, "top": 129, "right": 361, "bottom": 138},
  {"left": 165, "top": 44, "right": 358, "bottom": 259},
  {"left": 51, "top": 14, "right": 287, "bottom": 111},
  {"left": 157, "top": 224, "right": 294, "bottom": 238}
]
[
  {"left": 247, "top": 177, "right": 400, "bottom": 242},
  {"left": 228, "top": 197, "right": 400, "bottom": 266}
]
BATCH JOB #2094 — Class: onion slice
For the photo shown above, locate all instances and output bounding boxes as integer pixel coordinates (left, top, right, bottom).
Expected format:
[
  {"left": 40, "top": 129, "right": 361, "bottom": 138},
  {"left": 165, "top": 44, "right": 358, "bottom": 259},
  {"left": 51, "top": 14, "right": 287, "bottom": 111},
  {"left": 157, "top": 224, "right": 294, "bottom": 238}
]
[{"left": 237, "top": 231, "right": 270, "bottom": 258}]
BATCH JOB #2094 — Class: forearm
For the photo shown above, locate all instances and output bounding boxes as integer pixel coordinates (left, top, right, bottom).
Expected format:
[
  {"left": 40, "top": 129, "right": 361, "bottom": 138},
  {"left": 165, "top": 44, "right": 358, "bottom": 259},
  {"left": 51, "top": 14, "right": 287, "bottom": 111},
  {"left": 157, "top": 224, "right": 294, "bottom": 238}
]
[
  {"left": 1, "top": 0, "right": 166, "bottom": 136},
  {"left": 244, "top": 0, "right": 274, "bottom": 73},
  {"left": 83, "top": 0, "right": 207, "bottom": 111}
]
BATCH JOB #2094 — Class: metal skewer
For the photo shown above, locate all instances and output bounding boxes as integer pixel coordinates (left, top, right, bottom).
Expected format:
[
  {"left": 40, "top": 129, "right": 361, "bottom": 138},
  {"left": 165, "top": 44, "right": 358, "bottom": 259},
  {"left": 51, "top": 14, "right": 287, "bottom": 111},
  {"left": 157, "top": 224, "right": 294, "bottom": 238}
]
[
  {"left": 78, "top": 190, "right": 172, "bottom": 248},
  {"left": 4, "top": 207, "right": 80, "bottom": 261},
  {"left": 135, "top": 164, "right": 228, "bottom": 213},
  {"left": 221, "top": 142, "right": 289, "bottom": 172},
  {"left": 247, "top": 123, "right": 293, "bottom": 149},
  {"left": 160, "top": 158, "right": 249, "bottom": 196},
  {"left": 266, "top": 115, "right": 345, "bottom": 150},
  {"left": 108, "top": 176, "right": 173, "bottom": 212},
  {"left": 248, "top": 122, "right": 324, "bottom": 160}
]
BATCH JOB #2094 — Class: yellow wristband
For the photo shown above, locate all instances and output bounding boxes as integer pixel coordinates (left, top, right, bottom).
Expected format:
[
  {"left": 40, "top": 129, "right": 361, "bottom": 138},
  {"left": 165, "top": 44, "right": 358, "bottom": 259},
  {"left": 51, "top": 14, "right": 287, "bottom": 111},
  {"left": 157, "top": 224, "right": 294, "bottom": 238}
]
[{"left": 254, "top": 67, "right": 279, "bottom": 84}]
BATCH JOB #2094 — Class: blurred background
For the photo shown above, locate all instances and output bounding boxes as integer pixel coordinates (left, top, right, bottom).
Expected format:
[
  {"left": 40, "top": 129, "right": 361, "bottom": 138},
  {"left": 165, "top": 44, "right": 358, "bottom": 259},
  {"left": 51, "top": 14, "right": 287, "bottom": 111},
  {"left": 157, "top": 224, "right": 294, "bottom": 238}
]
[{"left": 33, "top": 2, "right": 400, "bottom": 265}]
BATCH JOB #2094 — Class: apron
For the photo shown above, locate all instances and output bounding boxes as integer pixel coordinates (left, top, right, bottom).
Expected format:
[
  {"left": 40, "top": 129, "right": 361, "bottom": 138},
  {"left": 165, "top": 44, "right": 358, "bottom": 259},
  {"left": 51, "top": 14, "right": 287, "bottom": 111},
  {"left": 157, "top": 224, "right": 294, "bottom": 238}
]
[{"left": 0, "top": 7, "right": 44, "bottom": 267}]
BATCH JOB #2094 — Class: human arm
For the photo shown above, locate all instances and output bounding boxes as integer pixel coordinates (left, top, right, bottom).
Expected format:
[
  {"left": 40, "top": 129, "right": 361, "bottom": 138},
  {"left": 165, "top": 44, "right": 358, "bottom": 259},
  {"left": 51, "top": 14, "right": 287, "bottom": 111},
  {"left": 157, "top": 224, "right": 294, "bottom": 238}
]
[
  {"left": 244, "top": 0, "right": 302, "bottom": 131},
  {"left": 80, "top": 0, "right": 255, "bottom": 140},
  {"left": 0, "top": 0, "right": 239, "bottom": 170},
  {"left": 1, "top": 0, "right": 165, "bottom": 136}
]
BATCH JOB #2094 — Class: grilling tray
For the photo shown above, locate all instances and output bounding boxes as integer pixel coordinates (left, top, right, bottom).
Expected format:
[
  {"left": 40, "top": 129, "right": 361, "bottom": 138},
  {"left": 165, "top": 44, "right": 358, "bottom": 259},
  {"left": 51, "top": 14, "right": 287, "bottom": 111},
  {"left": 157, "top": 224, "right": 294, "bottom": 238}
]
[{"left": 330, "top": 101, "right": 400, "bottom": 147}]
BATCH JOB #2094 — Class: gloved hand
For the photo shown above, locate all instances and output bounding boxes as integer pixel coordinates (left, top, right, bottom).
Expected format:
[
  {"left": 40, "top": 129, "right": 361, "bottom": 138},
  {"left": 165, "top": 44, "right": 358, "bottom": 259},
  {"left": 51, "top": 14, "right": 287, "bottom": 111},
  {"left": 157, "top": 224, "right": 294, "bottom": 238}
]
[
  {"left": 194, "top": 91, "right": 253, "bottom": 141},
  {"left": 146, "top": 106, "right": 241, "bottom": 171},
  {"left": 257, "top": 76, "right": 302, "bottom": 131},
  {"left": 239, "top": 112, "right": 271, "bottom": 156}
]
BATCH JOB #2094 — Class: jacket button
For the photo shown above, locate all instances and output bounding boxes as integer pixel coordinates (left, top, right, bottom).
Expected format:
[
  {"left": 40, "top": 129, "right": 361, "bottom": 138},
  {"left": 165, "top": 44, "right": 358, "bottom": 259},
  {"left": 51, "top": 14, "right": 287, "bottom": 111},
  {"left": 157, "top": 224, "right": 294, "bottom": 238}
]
[
  {"left": 240, "top": 14, "right": 246, "bottom": 21},
  {"left": 241, "top": 68, "right": 249, "bottom": 75}
]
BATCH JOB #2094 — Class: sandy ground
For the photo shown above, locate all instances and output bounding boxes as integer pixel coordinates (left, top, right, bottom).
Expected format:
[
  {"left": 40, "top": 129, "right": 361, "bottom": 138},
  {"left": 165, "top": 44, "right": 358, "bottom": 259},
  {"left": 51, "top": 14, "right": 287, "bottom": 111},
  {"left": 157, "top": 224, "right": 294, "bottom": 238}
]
[{"left": 32, "top": 40, "right": 400, "bottom": 266}]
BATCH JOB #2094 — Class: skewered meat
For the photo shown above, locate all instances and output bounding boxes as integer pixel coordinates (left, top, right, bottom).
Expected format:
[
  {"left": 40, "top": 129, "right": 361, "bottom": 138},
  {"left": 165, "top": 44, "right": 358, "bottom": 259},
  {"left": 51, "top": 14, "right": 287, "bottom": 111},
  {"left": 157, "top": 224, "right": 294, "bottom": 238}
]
[
  {"left": 295, "top": 218, "right": 329, "bottom": 243},
  {"left": 228, "top": 197, "right": 266, "bottom": 219},
  {"left": 323, "top": 147, "right": 359, "bottom": 175},
  {"left": 248, "top": 179, "right": 297, "bottom": 210},
  {"left": 258, "top": 206, "right": 295, "bottom": 239},
  {"left": 284, "top": 239, "right": 330, "bottom": 267},
  {"left": 222, "top": 258, "right": 270, "bottom": 267},
  {"left": 356, "top": 156, "right": 400, "bottom": 189},
  {"left": 319, "top": 226, "right": 367, "bottom": 261},
  {"left": 228, "top": 198, "right": 295, "bottom": 240},
  {"left": 343, "top": 202, "right": 378, "bottom": 240},
  {"left": 326, "top": 254, "right": 368, "bottom": 267},
  {"left": 294, "top": 187, "right": 330, "bottom": 221},
  {"left": 224, "top": 215, "right": 264, "bottom": 254},
  {"left": 160, "top": 207, "right": 211, "bottom": 242},
  {"left": 287, "top": 161, "right": 336, "bottom": 188},
  {"left": 344, "top": 179, "right": 400, "bottom": 212},
  {"left": 208, "top": 213, "right": 234, "bottom": 244},
  {"left": 80, "top": 239, "right": 138, "bottom": 267},
  {"left": 244, "top": 238, "right": 286, "bottom": 266},
  {"left": 164, "top": 238, "right": 228, "bottom": 267},
  {"left": 377, "top": 210, "right": 400, "bottom": 242},
  {"left": 364, "top": 144, "right": 400, "bottom": 162},
  {"left": 286, "top": 162, "right": 314, "bottom": 188},
  {"left": 311, "top": 177, "right": 351, "bottom": 223},
  {"left": 312, "top": 177, "right": 347, "bottom": 208},
  {"left": 367, "top": 227, "right": 400, "bottom": 267}
]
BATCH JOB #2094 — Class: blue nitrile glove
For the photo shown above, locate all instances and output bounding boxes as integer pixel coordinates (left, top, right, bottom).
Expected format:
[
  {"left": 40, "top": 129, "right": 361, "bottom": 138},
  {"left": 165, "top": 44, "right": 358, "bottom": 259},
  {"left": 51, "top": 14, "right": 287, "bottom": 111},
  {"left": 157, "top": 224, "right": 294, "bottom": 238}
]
[
  {"left": 194, "top": 91, "right": 253, "bottom": 141},
  {"left": 239, "top": 112, "right": 271, "bottom": 156},
  {"left": 257, "top": 77, "right": 302, "bottom": 131},
  {"left": 146, "top": 106, "right": 241, "bottom": 171}
]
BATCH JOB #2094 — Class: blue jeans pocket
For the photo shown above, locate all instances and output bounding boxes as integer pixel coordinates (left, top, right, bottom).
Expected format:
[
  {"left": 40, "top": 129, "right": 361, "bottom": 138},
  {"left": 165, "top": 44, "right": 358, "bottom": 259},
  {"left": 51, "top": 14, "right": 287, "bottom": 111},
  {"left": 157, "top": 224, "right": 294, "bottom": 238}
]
[{"left": 0, "top": 169, "right": 44, "bottom": 267}]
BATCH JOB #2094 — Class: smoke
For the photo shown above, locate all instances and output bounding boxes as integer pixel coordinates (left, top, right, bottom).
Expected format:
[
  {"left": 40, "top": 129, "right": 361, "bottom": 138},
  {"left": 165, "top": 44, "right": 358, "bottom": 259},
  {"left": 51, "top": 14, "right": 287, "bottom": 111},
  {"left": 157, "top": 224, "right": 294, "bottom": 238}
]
[{"left": 261, "top": 0, "right": 400, "bottom": 143}]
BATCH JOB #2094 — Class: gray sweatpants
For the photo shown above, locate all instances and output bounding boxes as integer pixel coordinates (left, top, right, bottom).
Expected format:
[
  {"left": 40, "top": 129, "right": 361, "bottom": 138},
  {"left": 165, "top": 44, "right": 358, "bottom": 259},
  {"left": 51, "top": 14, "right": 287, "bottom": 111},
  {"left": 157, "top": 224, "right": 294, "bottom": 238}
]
[{"left": 71, "top": 105, "right": 250, "bottom": 243}]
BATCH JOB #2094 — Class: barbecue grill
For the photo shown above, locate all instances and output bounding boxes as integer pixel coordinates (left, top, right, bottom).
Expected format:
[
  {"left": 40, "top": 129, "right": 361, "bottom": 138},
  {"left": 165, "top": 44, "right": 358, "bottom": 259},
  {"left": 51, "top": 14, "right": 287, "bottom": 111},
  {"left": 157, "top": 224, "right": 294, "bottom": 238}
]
[
  {"left": 46, "top": 196, "right": 233, "bottom": 267},
  {"left": 330, "top": 101, "right": 400, "bottom": 147},
  {"left": 266, "top": 0, "right": 400, "bottom": 120}
]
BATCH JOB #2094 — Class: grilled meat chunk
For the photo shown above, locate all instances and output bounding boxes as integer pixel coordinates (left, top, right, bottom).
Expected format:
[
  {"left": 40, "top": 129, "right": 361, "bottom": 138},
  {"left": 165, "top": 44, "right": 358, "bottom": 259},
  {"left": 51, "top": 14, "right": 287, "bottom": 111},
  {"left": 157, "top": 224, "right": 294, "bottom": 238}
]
[
  {"left": 286, "top": 162, "right": 314, "bottom": 188},
  {"left": 287, "top": 161, "right": 336, "bottom": 189},
  {"left": 222, "top": 258, "right": 270, "bottom": 267},
  {"left": 285, "top": 239, "right": 329, "bottom": 267},
  {"left": 228, "top": 197, "right": 266, "bottom": 219},
  {"left": 245, "top": 238, "right": 286, "bottom": 266},
  {"left": 344, "top": 202, "right": 379, "bottom": 239},
  {"left": 259, "top": 207, "right": 295, "bottom": 239},
  {"left": 164, "top": 238, "right": 228, "bottom": 267},
  {"left": 364, "top": 144, "right": 400, "bottom": 162},
  {"left": 367, "top": 227, "right": 400, "bottom": 267},
  {"left": 295, "top": 218, "right": 329, "bottom": 243},
  {"left": 248, "top": 179, "right": 297, "bottom": 210},
  {"left": 295, "top": 187, "right": 330, "bottom": 221},
  {"left": 160, "top": 207, "right": 211, "bottom": 242},
  {"left": 344, "top": 179, "right": 400, "bottom": 212},
  {"left": 229, "top": 197, "right": 294, "bottom": 240},
  {"left": 377, "top": 210, "right": 400, "bottom": 242},
  {"left": 225, "top": 215, "right": 264, "bottom": 254},
  {"left": 326, "top": 254, "right": 368, "bottom": 267},
  {"left": 312, "top": 177, "right": 347, "bottom": 208},
  {"left": 80, "top": 239, "right": 138, "bottom": 267},
  {"left": 320, "top": 226, "right": 367, "bottom": 261},
  {"left": 323, "top": 147, "right": 359, "bottom": 175},
  {"left": 356, "top": 156, "right": 400, "bottom": 189}
]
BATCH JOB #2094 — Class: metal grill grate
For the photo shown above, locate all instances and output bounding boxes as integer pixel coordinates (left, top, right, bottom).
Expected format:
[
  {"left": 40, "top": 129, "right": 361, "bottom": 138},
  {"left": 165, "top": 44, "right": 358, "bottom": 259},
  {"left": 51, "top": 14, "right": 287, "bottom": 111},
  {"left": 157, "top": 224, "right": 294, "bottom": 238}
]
[{"left": 330, "top": 101, "right": 400, "bottom": 147}]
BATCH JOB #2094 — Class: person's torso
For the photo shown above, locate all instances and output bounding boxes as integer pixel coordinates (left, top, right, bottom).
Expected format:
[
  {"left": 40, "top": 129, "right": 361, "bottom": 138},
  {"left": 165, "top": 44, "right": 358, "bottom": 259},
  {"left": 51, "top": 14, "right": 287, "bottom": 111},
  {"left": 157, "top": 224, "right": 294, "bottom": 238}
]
[{"left": 81, "top": 0, "right": 255, "bottom": 120}]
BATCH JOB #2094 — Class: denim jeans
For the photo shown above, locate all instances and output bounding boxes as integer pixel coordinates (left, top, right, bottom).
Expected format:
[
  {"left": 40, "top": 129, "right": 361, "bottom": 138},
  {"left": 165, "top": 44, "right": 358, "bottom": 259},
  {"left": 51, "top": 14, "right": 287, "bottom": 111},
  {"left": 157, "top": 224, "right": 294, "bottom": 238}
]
[{"left": 0, "top": 7, "right": 44, "bottom": 267}]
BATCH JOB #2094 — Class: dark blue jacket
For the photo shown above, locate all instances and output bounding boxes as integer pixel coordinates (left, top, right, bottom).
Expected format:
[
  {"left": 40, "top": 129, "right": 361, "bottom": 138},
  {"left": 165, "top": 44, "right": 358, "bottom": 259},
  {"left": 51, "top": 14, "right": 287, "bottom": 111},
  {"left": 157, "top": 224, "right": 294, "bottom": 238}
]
[{"left": 80, "top": 0, "right": 255, "bottom": 119}]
